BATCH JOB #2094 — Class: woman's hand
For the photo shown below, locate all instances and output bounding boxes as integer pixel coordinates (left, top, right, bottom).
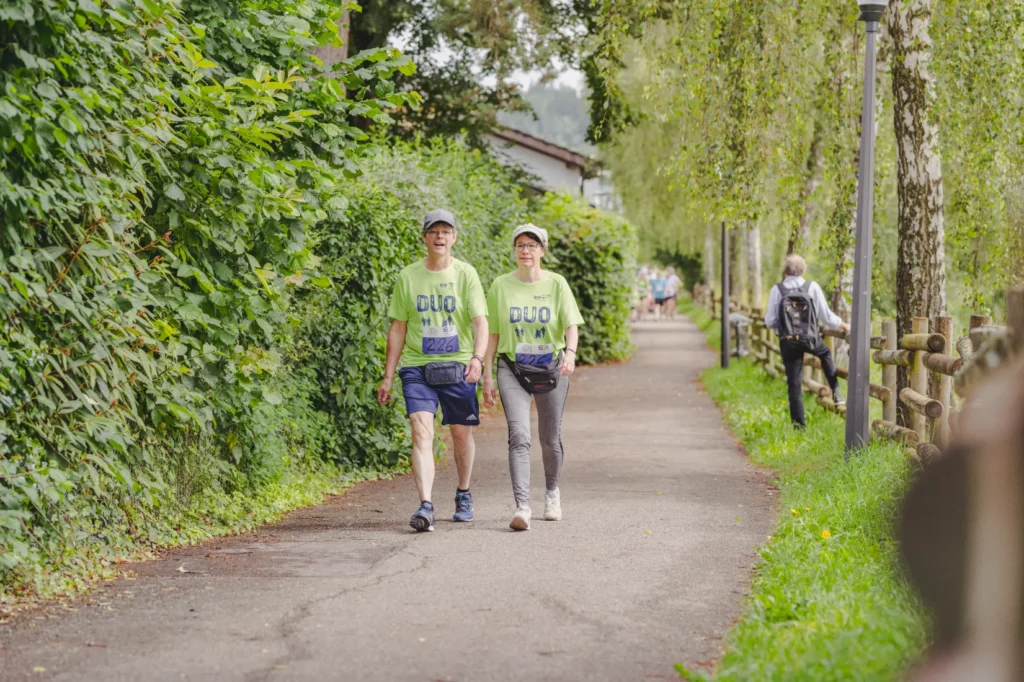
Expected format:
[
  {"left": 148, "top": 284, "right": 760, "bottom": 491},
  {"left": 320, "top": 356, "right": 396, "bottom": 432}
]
[
  {"left": 482, "top": 376, "right": 498, "bottom": 408},
  {"left": 560, "top": 352, "right": 576, "bottom": 377}
]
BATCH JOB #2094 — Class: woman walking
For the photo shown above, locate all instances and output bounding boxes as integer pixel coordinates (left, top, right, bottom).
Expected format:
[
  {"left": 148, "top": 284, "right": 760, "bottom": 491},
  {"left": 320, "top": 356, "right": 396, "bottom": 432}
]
[{"left": 482, "top": 224, "right": 584, "bottom": 530}]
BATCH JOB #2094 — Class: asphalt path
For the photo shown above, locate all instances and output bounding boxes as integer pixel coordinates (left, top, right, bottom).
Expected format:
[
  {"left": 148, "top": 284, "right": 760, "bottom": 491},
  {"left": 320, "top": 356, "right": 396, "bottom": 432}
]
[{"left": 0, "top": 318, "right": 774, "bottom": 682}]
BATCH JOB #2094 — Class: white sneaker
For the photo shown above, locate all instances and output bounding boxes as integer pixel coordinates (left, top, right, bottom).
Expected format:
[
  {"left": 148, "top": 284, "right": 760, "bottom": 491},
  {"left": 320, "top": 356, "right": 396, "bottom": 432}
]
[
  {"left": 544, "top": 489, "right": 562, "bottom": 521},
  {"left": 510, "top": 506, "right": 531, "bottom": 531}
]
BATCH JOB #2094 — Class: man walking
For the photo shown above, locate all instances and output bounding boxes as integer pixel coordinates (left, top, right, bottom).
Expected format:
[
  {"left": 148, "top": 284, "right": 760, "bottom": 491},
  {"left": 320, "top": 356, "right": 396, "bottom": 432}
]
[
  {"left": 377, "top": 210, "right": 489, "bottom": 532},
  {"left": 764, "top": 254, "right": 849, "bottom": 429}
]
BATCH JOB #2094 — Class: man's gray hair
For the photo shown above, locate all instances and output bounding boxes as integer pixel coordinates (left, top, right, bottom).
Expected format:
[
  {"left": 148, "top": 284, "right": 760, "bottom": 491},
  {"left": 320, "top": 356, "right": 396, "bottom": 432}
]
[{"left": 784, "top": 254, "right": 807, "bottom": 277}]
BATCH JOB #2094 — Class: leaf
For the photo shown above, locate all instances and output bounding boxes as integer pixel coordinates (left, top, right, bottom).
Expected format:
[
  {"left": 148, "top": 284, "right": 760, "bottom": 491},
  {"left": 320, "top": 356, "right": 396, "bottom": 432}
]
[
  {"left": 166, "top": 403, "right": 196, "bottom": 422},
  {"left": 164, "top": 184, "right": 186, "bottom": 201},
  {"left": 77, "top": 0, "right": 102, "bottom": 15},
  {"left": 50, "top": 293, "right": 75, "bottom": 311}
]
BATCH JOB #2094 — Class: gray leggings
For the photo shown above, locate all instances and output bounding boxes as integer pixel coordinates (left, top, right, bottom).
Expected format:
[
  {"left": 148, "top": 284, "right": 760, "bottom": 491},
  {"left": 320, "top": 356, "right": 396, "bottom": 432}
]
[{"left": 496, "top": 360, "right": 570, "bottom": 507}]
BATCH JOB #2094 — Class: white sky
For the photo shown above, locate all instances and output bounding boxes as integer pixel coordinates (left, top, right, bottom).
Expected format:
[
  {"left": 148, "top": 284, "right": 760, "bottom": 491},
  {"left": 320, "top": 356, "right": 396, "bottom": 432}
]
[
  {"left": 512, "top": 65, "right": 586, "bottom": 92},
  {"left": 391, "top": 27, "right": 586, "bottom": 94}
]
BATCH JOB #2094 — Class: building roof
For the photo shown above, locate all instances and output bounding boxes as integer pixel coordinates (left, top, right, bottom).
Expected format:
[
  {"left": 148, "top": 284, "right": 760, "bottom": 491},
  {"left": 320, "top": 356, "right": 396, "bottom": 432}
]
[{"left": 489, "top": 127, "right": 595, "bottom": 175}]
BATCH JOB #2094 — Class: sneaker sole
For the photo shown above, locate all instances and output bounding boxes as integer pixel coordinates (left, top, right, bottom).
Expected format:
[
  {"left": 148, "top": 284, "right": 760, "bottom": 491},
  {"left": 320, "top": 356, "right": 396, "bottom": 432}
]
[
  {"left": 543, "top": 511, "right": 562, "bottom": 521},
  {"left": 452, "top": 513, "right": 474, "bottom": 522},
  {"left": 509, "top": 516, "right": 530, "bottom": 531},
  {"left": 410, "top": 516, "right": 434, "bottom": 532}
]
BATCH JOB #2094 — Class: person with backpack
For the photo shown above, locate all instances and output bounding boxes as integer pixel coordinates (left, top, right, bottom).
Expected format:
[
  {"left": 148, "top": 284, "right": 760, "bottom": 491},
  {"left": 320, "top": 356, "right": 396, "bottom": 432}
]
[
  {"left": 764, "top": 254, "right": 850, "bottom": 429},
  {"left": 377, "top": 210, "right": 489, "bottom": 532},
  {"left": 481, "top": 224, "right": 584, "bottom": 531}
]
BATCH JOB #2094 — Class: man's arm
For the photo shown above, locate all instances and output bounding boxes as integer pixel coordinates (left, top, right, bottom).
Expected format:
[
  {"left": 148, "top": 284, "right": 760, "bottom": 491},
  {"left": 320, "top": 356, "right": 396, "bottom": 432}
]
[
  {"left": 481, "top": 333, "right": 500, "bottom": 407},
  {"left": 811, "top": 283, "right": 845, "bottom": 331},
  {"left": 377, "top": 319, "right": 407, "bottom": 404},
  {"left": 764, "top": 285, "right": 780, "bottom": 331},
  {"left": 465, "top": 315, "right": 489, "bottom": 382}
]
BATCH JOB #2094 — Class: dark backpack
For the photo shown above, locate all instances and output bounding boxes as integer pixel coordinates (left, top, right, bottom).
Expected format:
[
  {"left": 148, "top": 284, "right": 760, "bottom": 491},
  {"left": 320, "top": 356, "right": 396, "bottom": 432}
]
[{"left": 777, "top": 281, "right": 819, "bottom": 351}]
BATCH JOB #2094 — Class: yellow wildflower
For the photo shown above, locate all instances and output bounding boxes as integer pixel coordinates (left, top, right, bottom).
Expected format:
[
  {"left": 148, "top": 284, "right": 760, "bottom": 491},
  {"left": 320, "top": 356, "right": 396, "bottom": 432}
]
[{"left": 822, "top": 530, "right": 832, "bottom": 539}]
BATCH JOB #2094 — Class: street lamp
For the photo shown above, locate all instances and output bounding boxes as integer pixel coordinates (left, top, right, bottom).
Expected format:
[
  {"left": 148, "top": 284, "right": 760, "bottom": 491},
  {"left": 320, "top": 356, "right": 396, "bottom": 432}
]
[
  {"left": 721, "top": 222, "right": 730, "bottom": 369},
  {"left": 845, "top": 0, "right": 886, "bottom": 454}
]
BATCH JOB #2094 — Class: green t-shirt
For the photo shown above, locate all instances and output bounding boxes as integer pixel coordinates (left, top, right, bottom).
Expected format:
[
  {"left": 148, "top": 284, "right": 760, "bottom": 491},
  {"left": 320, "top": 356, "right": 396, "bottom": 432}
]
[
  {"left": 387, "top": 258, "right": 487, "bottom": 368},
  {"left": 486, "top": 271, "right": 585, "bottom": 365}
]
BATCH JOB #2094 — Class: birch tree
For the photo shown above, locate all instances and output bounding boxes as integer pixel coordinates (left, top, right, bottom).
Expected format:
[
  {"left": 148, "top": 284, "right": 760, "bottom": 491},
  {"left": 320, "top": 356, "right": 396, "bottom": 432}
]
[
  {"left": 888, "top": 0, "right": 947, "bottom": 425},
  {"left": 888, "top": 0, "right": 947, "bottom": 333}
]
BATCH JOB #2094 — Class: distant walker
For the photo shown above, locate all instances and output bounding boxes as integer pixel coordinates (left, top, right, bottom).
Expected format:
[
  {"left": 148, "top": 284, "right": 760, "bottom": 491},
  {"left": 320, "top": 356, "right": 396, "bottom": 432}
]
[{"left": 764, "top": 254, "right": 849, "bottom": 429}]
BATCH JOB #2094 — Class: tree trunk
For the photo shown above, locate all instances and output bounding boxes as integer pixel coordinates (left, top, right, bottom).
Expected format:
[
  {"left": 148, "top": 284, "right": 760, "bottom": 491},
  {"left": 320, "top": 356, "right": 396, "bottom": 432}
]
[
  {"left": 790, "top": 119, "right": 825, "bottom": 255},
  {"left": 312, "top": 9, "right": 351, "bottom": 65},
  {"left": 746, "top": 222, "right": 763, "bottom": 309},
  {"left": 703, "top": 223, "right": 715, "bottom": 286},
  {"left": 729, "top": 228, "right": 741, "bottom": 306},
  {"left": 889, "top": 0, "right": 947, "bottom": 427}
]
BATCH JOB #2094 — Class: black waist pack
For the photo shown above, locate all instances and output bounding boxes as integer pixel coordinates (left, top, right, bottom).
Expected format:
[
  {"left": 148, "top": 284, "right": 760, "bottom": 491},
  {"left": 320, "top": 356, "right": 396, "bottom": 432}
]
[
  {"left": 424, "top": 361, "right": 465, "bottom": 387},
  {"left": 503, "top": 353, "right": 563, "bottom": 395}
]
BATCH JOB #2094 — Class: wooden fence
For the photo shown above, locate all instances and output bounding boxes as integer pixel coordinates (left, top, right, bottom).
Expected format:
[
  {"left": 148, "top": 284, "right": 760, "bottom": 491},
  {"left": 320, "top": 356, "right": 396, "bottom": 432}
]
[{"left": 691, "top": 283, "right": 1024, "bottom": 464}]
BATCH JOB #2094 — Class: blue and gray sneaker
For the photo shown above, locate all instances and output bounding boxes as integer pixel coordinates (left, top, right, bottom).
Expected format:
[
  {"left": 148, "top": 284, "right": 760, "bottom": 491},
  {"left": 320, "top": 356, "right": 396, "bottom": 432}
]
[
  {"left": 452, "top": 490, "right": 474, "bottom": 522},
  {"left": 410, "top": 501, "right": 435, "bottom": 532}
]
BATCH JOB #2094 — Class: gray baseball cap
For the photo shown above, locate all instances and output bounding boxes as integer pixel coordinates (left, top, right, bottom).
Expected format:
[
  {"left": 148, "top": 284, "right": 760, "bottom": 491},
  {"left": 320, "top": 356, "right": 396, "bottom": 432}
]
[
  {"left": 423, "top": 209, "right": 456, "bottom": 233},
  {"left": 511, "top": 223, "right": 549, "bottom": 250}
]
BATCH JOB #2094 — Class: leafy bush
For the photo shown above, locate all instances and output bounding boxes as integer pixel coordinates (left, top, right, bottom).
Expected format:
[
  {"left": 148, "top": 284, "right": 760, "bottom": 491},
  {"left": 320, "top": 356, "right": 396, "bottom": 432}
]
[
  {"left": 0, "top": 1, "right": 637, "bottom": 608},
  {"left": 351, "top": 145, "right": 637, "bottom": 366},
  {"left": 298, "top": 185, "right": 421, "bottom": 470},
  {"left": 538, "top": 193, "right": 638, "bottom": 365},
  {"left": 0, "top": 0, "right": 414, "bottom": 603}
]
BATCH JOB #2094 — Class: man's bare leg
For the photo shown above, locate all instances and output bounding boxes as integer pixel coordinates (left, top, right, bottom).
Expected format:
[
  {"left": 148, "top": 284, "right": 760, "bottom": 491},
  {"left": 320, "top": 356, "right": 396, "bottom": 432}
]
[
  {"left": 450, "top": 424, "right": 475, "bottom": 490},
  {"left": 409, "top": 412, "right": 436, "bottom": 502}
]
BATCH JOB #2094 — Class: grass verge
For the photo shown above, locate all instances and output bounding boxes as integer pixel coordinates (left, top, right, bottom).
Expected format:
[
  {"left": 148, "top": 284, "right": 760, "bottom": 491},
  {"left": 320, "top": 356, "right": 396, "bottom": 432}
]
[{"left": 676, "top": 296, "right": 929, "bottom": 681}]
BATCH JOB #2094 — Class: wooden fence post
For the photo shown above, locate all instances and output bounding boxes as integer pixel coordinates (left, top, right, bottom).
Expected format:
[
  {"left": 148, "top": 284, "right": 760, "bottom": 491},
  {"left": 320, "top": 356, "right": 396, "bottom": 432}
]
[
  {"left": 882, "top": 320, "right": 898, "bottom": 424},
  {"left": 934, "top": 316, "right": 953, "bottom": 449},
  {"left": 1009, "top": 286, "right": 1024, "bottom": 348},
  {"left": 911, "top": 316, "right": 930, "bottom": 440},
  {"left": 969, "top": 314, "right": 992, "bottom": 350}
]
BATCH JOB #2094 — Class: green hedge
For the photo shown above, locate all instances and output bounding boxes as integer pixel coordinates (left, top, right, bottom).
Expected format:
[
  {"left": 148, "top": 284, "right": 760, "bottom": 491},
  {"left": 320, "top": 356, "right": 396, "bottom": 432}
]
[
  {"left": 295, "top": 143, "right": 638, "bottom": 477},
  {"left": 0, "top": 0, "right": 414, "bottom": 604},
  {"left": 0, "top": 1, "right": 637, "bottom": 608},
  {"left": 538, "top": 192, "right": 637, "bottom": 365}
]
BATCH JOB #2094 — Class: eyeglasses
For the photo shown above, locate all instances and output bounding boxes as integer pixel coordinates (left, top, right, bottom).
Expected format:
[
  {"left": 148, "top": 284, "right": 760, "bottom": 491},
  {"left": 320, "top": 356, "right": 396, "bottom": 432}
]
[
  {"left": 514, "top": 243, "right": 541, "bottom": 252},
  {"left": 425, "top": 229, "right": 454, "bottom": 238}
]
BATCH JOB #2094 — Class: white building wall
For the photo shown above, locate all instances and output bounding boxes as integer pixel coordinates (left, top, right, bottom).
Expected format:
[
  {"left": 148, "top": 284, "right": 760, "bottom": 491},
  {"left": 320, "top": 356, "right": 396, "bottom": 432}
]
[
  {"left": 485, "top": 134, "right": 583, "bottom": 195},
  {"left": 485, "top": 133, "right": 622, "bottom": 214}
]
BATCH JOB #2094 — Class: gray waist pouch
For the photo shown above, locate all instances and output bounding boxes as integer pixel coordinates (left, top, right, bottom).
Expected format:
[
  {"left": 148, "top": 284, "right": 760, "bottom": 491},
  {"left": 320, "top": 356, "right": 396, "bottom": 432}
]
[{"left": 424, "top": 361, "right": 465, "bottom": 387}]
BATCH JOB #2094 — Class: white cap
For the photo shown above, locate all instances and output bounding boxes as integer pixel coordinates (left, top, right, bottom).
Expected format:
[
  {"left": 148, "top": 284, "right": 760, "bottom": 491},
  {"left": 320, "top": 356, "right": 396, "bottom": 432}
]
[{"left": 511, "top": 223, "right": 548, "bottom": 250}]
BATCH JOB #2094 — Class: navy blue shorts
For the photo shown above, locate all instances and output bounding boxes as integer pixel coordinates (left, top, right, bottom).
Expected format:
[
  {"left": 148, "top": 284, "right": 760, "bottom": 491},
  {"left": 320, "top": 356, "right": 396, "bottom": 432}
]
[{"left": 398, "top": 366, "right": 479, "bottom": 426}]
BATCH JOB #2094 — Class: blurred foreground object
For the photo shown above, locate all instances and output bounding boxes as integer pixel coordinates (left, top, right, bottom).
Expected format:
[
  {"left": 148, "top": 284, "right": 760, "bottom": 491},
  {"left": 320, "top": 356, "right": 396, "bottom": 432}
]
[{"left": 899, "top": 287, "right": 1024, "bottom": 681}]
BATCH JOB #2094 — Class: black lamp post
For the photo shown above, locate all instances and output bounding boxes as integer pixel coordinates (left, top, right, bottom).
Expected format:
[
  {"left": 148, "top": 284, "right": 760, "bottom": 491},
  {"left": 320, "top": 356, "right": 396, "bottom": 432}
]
[
  {"left": 721, "top": 222, "right": 730, "bottom": 369},
  {"left": 845, "top": 0, "right": 887, "bottom": 454}
]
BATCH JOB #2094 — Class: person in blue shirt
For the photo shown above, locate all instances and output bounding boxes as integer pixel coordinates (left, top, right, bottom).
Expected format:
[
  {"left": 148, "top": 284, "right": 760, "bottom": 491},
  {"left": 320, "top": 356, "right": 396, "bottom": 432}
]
[{"left": 650, "top": 271, "right": 669, "bottom": 320}]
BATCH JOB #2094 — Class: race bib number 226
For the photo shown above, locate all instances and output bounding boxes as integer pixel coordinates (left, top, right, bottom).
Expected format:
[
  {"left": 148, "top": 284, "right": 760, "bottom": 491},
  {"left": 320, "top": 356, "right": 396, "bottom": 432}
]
[{"left": 422, "top": 326, "right": 459, "bottom": 355}]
